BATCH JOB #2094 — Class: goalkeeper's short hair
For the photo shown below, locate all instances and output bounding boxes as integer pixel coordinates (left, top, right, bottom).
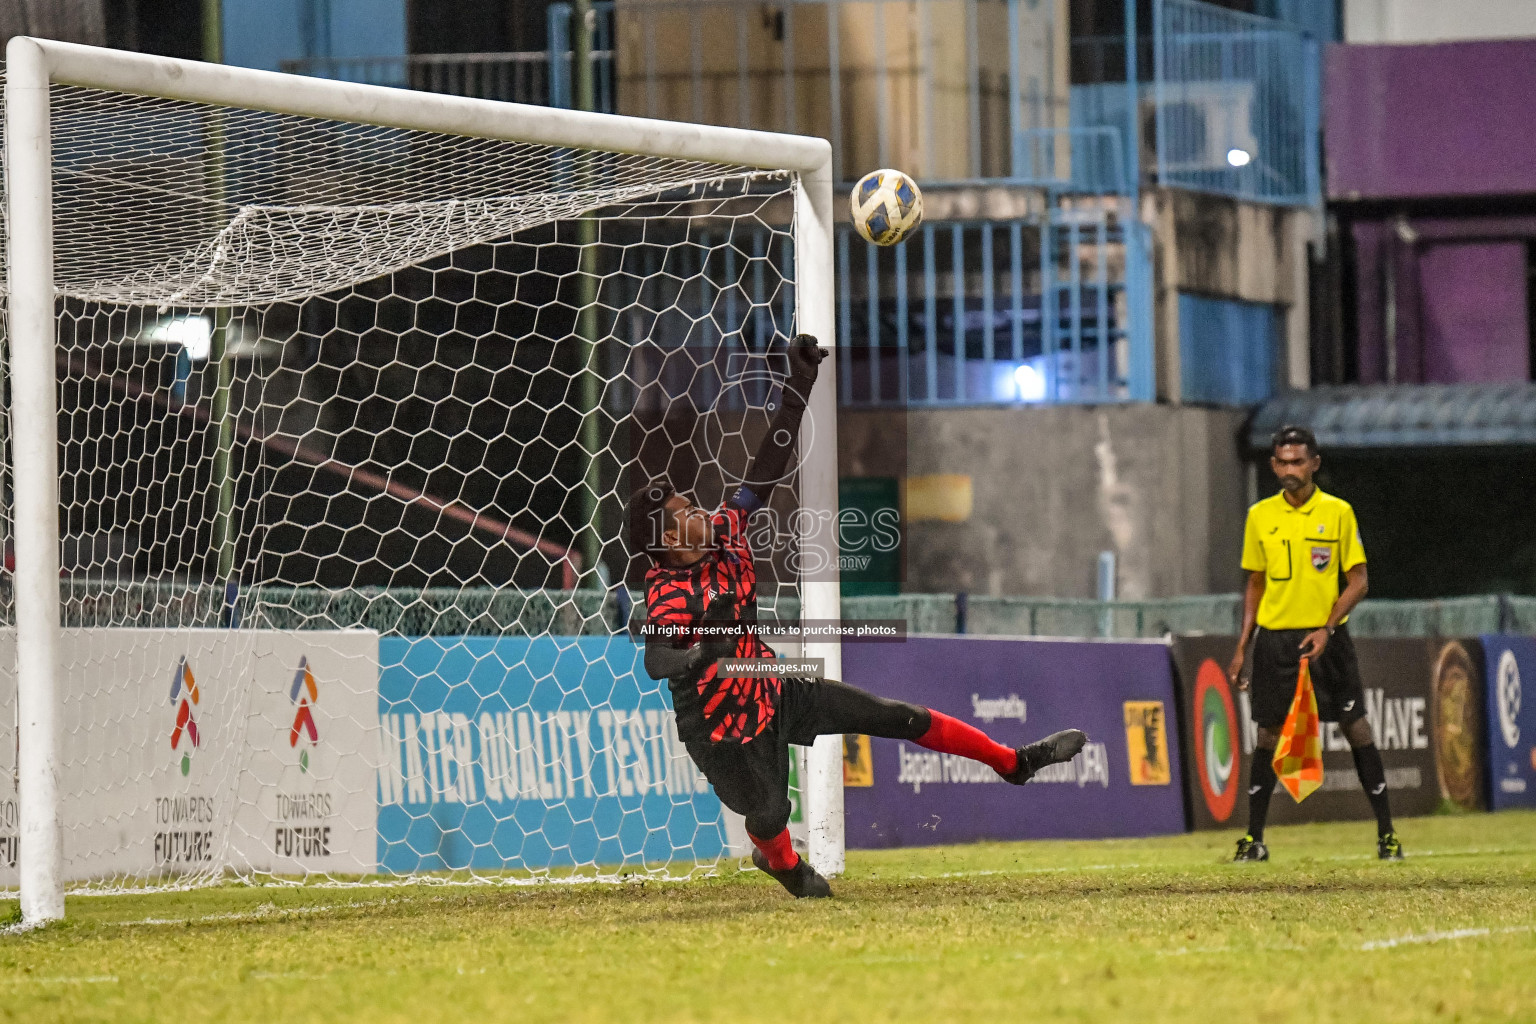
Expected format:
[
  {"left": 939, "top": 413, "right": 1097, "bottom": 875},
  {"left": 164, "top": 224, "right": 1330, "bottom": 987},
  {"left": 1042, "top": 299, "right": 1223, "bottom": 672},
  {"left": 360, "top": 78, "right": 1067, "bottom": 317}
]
[{"left": 628, "top": 477, "right": 676, "bottom": 558}]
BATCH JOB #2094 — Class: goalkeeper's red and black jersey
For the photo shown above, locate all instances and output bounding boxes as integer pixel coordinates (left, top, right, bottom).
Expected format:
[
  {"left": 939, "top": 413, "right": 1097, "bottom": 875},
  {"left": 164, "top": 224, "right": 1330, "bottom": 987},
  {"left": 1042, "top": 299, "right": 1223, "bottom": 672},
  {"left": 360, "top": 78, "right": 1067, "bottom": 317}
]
[{"left": 644, "top": 494, "right": 779, "bottom": 744}]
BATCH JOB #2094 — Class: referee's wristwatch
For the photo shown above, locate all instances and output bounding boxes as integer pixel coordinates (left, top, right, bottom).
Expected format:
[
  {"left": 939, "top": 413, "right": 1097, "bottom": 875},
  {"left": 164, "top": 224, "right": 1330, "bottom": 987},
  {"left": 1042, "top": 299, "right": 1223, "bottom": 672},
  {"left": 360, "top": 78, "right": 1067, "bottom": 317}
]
[{"left": 1325, "top": 625, "right": 1336, "bottom": 637}]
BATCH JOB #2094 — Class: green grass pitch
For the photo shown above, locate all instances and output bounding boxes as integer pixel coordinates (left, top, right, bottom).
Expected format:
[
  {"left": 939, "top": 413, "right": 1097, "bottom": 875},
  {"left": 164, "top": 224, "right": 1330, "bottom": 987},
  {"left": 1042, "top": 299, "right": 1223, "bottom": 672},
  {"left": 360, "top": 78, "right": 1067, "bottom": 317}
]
[{"left": 2, "top": 812, "right": 1534, "bottom": 1023}]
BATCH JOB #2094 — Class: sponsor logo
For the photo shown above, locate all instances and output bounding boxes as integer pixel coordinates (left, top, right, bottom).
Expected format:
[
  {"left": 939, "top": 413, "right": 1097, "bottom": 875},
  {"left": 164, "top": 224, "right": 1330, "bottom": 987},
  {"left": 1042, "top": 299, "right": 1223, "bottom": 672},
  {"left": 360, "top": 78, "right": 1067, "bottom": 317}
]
[
  {"left": 1310, "top": 546, "right": 1332, "bottom": 571},
  {"left": 1497, "top": 650, "right": 1522, "bottom": 749},
  {"left": 274, "top": 826, "right": 332, "bottom": 857},
  {"left": 154, "top": 795, "right": 215, "bottom": 865},
  {"left": 1342, "top": 699, "right": 1355, "bottom": 712},
  {"left": 168, "top": 656, "right": 201, "bottom": 776},
  {"left": 895, "top": 745, "right": 999, "bottom": 794},
  {"left": 1364, "top": 688, "right": 1429, "bottom": 751},
  {"left": 1193, "top": 658, "right": 1240, "bottom": 822},
  {"left": 892, "top": 740, "right": 1109, "bottom": 794},
  {"left": 290, "top": 657, "right": 319, "bottom": 773},
  {"left": 378, "top": 709, "right": 712, "bottom": 807},
  {"left": 842, "top": 734, "right": 873, "bottom": 788},
  {"left": 1122, "top": 701, "right": 1171, "bottom": 786},
  {"left": 971, "top": 694, "right": 1028, "bottom": 724}
]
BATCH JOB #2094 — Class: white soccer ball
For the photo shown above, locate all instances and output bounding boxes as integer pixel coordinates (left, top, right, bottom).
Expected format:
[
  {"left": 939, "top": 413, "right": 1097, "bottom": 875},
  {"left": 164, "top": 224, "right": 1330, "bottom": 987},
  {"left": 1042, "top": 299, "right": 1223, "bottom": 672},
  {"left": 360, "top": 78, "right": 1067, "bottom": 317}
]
[{"left": 849, "top": 168, "right": 923, "bottom": 246}]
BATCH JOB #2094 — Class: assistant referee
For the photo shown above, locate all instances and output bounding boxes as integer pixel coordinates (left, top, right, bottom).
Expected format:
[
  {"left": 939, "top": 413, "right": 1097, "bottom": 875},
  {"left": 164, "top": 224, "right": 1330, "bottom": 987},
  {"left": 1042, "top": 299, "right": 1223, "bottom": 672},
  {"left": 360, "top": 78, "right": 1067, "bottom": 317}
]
[{"left": 1226, "top": 425, "right": 1402, "bottom": 862}]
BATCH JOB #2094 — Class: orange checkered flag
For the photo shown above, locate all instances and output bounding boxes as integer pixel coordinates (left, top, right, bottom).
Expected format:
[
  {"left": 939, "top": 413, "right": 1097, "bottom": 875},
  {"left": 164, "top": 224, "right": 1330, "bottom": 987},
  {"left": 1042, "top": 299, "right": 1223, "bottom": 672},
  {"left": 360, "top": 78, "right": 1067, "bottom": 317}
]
[{"left": 1272, "top": 657, "right": 1324, "bottom": 803}]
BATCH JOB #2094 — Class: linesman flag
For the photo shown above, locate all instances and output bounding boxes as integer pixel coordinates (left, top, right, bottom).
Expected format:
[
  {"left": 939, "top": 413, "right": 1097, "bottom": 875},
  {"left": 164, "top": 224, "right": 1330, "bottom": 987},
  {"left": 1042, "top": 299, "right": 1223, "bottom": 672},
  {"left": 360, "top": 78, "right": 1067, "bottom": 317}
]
[{"left": 1272, "top": 657, "right": 1323, "bottom": 802}]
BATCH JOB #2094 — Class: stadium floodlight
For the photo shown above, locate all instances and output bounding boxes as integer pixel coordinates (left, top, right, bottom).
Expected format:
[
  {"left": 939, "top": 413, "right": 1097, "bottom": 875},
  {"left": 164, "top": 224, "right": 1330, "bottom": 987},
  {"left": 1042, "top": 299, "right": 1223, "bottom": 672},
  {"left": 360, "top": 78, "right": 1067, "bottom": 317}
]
[
  {"left": 140, "top": 316, "right": 215, "bottom": 361},
  {"left": 1013, "top": 363, "right": 1047, "bottom": 403},
  {"left": 3, "top": 36, "right": 843, "bottom": 925}
]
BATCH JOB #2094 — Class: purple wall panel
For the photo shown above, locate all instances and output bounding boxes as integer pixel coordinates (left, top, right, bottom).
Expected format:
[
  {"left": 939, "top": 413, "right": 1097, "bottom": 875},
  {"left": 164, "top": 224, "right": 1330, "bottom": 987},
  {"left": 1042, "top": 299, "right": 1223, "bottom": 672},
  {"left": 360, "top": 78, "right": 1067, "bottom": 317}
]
[
  {"left": 840, "top": 636, "right": 1186, "bottom": 847},
  {"left": 1353, "top": 217, "right": 1536, "bottom": 385},
  {"left": 1418, "top": 242, "right": 1530, "bottom": 383},
  {"left": 1326, "top": 40, "right": 1536, "bottom": 200}
]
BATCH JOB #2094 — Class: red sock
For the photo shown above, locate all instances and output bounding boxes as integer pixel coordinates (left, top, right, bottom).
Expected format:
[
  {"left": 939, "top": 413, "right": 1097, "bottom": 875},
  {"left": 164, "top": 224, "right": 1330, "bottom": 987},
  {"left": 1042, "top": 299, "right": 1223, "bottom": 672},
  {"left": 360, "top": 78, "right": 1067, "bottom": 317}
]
[
  {"left": 749, "top": 828, "right": 800, "bottom": 872},
  {"left": 916, "top": 710, "right": 1018, "bottom": 775}
]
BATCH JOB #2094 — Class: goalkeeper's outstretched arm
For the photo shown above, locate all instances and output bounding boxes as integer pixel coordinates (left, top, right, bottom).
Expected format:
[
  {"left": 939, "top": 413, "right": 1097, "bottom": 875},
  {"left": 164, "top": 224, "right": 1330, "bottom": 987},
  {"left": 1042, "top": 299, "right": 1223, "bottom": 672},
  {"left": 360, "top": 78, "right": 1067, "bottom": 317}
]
[{"left": 727, "top": 334, "right": 826, "bottom": 514}]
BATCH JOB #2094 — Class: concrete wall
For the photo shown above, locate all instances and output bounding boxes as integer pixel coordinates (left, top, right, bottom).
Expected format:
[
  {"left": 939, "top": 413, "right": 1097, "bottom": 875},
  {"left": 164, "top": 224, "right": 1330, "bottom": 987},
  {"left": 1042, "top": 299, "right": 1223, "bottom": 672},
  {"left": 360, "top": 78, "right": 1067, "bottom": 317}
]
[
  {"left": 1345, "top": 0, "right": 1536, "bottom": 43},
  {"left": 838, "top": 404, "right": 1249, "bottom": 599},
  {"left": 0, "top": 0, "right": 105, "bottom": 46},
  {"left": 1143, "top": 186, "right": 1314, "bottom": 402}
]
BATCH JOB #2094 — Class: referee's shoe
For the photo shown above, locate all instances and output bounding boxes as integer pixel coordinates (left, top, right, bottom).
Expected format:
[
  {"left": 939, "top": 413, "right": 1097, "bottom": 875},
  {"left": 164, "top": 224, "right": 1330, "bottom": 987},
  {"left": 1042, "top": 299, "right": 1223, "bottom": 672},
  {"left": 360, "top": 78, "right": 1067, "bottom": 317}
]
[{"left": 1233, "top": 834, "right": 1269, "bottom": 862}]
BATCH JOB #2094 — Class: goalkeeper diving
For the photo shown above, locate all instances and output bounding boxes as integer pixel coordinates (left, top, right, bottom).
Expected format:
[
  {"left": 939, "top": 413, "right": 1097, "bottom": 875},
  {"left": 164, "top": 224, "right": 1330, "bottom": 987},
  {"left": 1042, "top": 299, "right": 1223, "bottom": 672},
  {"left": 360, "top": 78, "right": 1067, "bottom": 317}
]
[{"left": 629, "top": 334, "right": 1087, "bottom": 899}]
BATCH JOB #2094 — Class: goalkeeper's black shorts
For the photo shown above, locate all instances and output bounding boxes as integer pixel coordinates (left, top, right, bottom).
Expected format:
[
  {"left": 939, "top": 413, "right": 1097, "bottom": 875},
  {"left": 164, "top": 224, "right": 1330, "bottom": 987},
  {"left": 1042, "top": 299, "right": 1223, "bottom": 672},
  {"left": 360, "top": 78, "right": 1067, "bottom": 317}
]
[
  {"left": 1248, "top": 624, "right": 1367, "bottom": 729},
  {"left": 683, "top": 675, "right": 926, "bottom": 840}
]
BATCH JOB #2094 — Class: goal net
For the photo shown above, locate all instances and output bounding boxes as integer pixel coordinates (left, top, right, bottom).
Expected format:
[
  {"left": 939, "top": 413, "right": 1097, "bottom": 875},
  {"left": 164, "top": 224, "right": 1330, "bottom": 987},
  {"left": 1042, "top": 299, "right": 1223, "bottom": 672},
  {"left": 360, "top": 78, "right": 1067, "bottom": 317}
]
[{"left": 1, "top": 39, "right": 842, "bottom": 921}]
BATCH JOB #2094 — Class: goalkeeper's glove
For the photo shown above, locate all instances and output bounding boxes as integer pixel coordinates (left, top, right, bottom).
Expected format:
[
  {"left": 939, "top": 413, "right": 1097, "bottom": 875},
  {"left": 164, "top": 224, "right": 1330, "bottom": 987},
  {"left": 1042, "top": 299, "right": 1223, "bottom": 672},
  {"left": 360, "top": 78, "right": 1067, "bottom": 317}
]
[
  {"left": 782, "top": 334, "right": 826, "bottom": 410},
  {"left": 688, "top": 593, "right": 741, "bottom": 676}
]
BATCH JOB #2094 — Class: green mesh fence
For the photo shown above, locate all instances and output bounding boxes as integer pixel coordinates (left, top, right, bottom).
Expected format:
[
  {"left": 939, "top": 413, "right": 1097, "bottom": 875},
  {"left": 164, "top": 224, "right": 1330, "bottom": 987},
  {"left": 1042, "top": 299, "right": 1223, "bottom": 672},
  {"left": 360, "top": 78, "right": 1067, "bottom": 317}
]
[
  {"left": 1503, "top": 595, "right": 1536, "bottom": 634},
  {"left": 1345, "top": 596, "right": 1505, "bottom": 638},
  {"left": 12, "top": 582, "right": 1536, "bottom": 638},
  {"left": 247, "top": 586, "right": 613, "bottom": 637},
  {"left": 842, "top": 594, "right": 958, "bottom": 634},
  {"left": 962, "top": 594, "right": 1242, "bottom": 639}
]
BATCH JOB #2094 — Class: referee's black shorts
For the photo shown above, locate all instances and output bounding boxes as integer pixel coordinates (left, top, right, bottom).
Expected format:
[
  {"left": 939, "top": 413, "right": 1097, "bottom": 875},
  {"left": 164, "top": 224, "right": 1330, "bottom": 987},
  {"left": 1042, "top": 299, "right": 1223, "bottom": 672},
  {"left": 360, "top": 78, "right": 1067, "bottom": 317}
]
[
  {"left": 684, "top": 676, "right": 928, "bottom": 840},
  {"left": 1249, "top": 623, "right": 1367, "bottom": 730}
]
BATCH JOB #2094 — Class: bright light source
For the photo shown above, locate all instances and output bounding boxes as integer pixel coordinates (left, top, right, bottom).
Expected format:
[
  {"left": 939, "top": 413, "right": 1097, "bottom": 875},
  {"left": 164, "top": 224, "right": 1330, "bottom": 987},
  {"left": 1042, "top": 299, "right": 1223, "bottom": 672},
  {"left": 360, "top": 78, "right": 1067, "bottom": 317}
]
[
  {"left": 1226, "top": 148, "right": 1252, "bottom": 168},
  {"left": 142, "top": 315, "right": 214, "bottom": 361},
  {"left": 1014, "top": 363, "right": 1046, "bottom": 402}
]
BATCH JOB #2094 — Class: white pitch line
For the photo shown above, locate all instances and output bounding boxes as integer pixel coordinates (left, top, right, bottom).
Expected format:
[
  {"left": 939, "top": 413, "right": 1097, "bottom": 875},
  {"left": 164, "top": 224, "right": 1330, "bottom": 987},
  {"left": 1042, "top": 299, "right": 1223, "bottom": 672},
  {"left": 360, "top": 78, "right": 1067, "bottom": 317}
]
[
  {"left": 0, "top": 975, "right": 118, "bottom": 985},
  {"left": 908, "top": 862, "right": 1145, "bottom": 880},
  {"left": 112, "top": 895, "right": 417, "bottom": 928},
  {"left": 1361, "top": 925, "right": 1533, "bottom": 951},
  {"left": 1157, "top": 942, "right": 1305, "bottom": 957},
  {"left": 900, "top": 845, "right": 1520, "bottom": 882}
]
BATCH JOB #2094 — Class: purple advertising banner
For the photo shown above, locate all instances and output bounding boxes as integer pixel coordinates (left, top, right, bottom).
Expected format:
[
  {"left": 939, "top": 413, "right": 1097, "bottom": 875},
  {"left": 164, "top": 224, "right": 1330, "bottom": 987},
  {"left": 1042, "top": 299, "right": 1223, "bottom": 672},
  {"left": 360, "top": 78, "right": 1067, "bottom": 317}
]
[
  {"left": 839, "top": 636, "right": 1186, "bottom": 848},
  {"left": 1482, "top": 635, "right": 1536, "bottom": 810}
]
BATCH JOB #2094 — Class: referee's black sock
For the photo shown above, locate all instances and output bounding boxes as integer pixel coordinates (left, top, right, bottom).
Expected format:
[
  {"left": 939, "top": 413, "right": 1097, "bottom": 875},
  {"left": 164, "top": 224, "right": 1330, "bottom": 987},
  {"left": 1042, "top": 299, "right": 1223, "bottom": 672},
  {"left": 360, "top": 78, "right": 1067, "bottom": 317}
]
[
  {"left": 1246, "top": 749, "right": 1276, "bottom": 842},
  {"left": 1351, "top": 743, "right": 1395, "bottom": 836}
]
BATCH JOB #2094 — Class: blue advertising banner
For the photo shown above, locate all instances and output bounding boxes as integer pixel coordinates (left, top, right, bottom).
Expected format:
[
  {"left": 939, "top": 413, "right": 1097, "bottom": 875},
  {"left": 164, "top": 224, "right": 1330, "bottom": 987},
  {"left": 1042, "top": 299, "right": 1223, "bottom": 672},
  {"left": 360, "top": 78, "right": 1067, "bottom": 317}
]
[
  {"left": 1482, "top": 635, "right": 1536, "bottom": 809},
  {"left": 840, "top": 636, "right": 1186, "bottom": 846},
  {"left": 375, "top": 636, "right": 728, "bottom": 871}
]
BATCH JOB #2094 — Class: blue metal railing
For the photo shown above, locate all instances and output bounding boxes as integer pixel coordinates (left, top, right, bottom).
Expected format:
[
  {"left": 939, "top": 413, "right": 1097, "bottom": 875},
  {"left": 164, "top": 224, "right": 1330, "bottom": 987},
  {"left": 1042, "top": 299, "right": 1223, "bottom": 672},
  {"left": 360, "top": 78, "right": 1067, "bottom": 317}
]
[
  {"left": 1153, "top": 0, "right": 1321, "bottom": 207},
  {"left": 1013, "top": 126, "right": 1128, "bottom": 196},
  {"left": 611, "top": 208, "right": 1154, "bottom": 410},
  {"left": 834, "top": 212, "right": 1150, "bottom": 406}
]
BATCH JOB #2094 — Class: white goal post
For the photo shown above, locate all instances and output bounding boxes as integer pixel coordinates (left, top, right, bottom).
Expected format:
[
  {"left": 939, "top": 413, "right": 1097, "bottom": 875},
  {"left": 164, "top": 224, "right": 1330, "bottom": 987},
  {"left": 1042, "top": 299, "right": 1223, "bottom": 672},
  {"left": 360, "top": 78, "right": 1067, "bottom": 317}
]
[{"left": 4, "top": 36, "right": 845, "bottom": 925}]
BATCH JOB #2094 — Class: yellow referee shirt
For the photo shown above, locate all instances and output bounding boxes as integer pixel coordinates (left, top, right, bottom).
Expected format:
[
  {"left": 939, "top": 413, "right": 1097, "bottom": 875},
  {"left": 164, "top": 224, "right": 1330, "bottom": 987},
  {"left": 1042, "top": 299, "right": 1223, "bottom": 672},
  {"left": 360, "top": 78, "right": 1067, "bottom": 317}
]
[{"left": 1240, "top": 487, "right": 1366, "bottom": 631}]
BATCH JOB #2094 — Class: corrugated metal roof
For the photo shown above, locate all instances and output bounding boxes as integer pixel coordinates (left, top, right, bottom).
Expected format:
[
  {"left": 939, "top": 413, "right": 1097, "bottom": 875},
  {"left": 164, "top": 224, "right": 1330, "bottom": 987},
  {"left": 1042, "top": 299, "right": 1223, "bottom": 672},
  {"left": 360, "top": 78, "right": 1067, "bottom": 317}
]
[{"left": 1247, "top": 383, "right": 1536, "bottom": 450}]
